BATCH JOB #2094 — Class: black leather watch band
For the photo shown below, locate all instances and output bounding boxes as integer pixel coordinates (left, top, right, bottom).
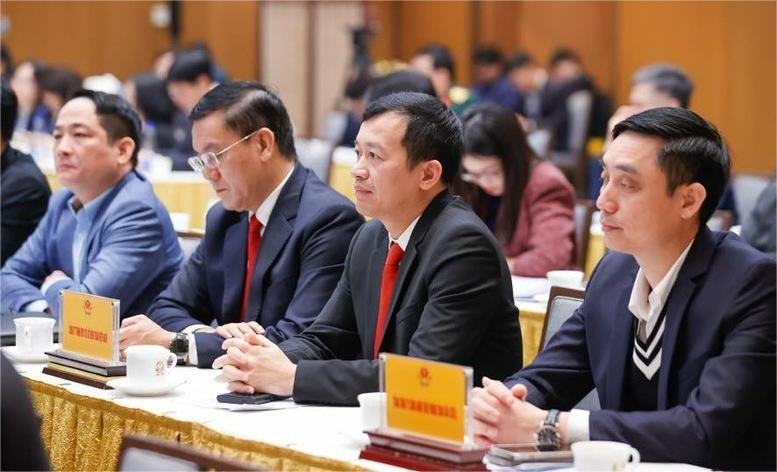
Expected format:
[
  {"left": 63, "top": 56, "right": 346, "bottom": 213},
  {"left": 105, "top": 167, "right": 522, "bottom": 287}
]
[{"left": 536, "top": 408, "right": 561, "bottom": 451}]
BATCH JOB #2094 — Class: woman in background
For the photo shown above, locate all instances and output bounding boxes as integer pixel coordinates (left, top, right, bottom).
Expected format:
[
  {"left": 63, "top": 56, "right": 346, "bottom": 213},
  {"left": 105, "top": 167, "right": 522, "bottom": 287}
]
[{"left": 458, "top": 102, "right": 576, "bottom": 277}]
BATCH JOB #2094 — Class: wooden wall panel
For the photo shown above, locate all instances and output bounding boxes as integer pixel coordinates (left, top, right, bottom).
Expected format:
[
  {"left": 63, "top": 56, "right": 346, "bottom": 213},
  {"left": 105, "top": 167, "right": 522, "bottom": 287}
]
[
  {"left": 615, "top": 1, "right": 775, "bottom": 173},
  {"left": 475, "top": 1, "right": 519, "bottom": 57},
  {"left": 179, "top": 1, "right": 259, "bottom": 81},
  {"left": 2, "top": 1, "right": 169, "bottom": 80}
]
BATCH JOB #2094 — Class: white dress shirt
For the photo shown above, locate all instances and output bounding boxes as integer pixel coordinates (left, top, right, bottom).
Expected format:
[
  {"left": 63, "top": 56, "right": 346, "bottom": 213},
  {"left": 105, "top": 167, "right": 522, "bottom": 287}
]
[{"left": 565, "top": 240, "right": 694, "bottom": 444}]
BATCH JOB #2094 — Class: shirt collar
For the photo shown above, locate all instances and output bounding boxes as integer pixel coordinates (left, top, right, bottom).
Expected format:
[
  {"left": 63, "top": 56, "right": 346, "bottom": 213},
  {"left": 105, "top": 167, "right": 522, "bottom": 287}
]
[
  {"left": 251, "top": 166, "right": 294, "bottom": 227},
  {"left": 389, "top": 215, "right": 421, "bottom": 252},
  {"left": 67, "top": 185, "right": 114, "bottom": 220},
  {"left": 628, "top": 240, "right": 694, "bottom": 323}
]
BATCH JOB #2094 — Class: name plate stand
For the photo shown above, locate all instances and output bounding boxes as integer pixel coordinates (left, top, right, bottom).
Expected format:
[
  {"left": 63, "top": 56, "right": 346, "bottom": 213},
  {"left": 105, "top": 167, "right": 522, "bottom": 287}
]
[
  {"left": 42, "top": 290, "right": 126, "bottom": 389},
  {"left": 359, "top": 353, "right": 487, "bottom": 470}
]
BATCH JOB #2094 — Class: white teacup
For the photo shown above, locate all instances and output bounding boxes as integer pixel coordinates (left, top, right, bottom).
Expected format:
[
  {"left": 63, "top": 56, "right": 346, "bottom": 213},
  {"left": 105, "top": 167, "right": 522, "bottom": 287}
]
[
  {"left": 357, "top": 392, "right": 386, "bottom": 431},
  {"left": 547, "top": 270, "right": 585, "bottom": 289},
  {"left": 125, "top": 345, "right": 177, "bottom": 384},
  {"left": 571, "top": 441, "right": 640, "bottom": 471},
  {"left": 14, "top": 317, "right": 55, "bottom": 354}
]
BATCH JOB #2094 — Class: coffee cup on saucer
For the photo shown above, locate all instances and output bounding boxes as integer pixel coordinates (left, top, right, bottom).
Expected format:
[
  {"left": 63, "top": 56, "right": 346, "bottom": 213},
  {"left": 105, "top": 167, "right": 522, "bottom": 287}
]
[
  {"left": 357, "top": 392, "right": 386, "bottom": 431},
  {"left": 125, "top": 345, "right": 177, "bottom": 384},
  {"left": 14, "top": 317, "right": 55, "bottom": 355},
  {"left": 546, "top": 270, "right": 585, "bottom": 289},
  {"left": 571, "top": 441, "right": 640, "bottom": 471}
]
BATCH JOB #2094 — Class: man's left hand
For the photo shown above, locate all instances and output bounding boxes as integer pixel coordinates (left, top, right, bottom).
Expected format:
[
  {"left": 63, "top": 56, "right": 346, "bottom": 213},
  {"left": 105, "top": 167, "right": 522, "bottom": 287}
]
[
  {"left": 213, "top": 333, "right": 296, "bottom": 397},
  {"left": 43, "top": 270, "right": 68, "bottom": 287}
]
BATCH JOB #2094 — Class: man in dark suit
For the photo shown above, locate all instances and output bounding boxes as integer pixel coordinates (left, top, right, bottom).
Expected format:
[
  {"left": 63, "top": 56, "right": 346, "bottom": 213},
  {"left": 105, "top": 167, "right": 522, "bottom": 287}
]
[
  {"left": 213, "top": 92, "right": 523, "bottom": 406},
  {"left": 0, "top": 81, "right": 50, "bottom": 265},
  {"left": 119, "top": 82, "right": 363, "bottom": 367},
  {"left": 471, "top": 107, "right": 775, "bottom": 470}
]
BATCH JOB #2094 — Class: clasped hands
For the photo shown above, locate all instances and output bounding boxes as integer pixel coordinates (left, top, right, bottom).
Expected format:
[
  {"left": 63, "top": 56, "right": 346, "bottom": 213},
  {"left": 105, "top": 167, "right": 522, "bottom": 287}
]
[
  {"left": 212, "top": 333, "right": 296, "bottom": 397},
  {"left": 472, "top": 377, "right": 555, "bottom": 447}
]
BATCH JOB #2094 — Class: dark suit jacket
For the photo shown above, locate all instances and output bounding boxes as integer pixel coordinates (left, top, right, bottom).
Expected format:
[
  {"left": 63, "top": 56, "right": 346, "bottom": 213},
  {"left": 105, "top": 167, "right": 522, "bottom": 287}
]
[
  {"left": 149, "top": 164, "right": 364, "bottom": 366},
  {"left": 1, "top": 354, "right": 49, "bottom": 470},
  {"left": 0, "top": 146, "right": 51, "bottom": 265},
  {"left": 505, "top": 227, "right": 776, "bottom": 470},
  {"left": 281, "top": 190, "right": 523, "bottom": 406}
]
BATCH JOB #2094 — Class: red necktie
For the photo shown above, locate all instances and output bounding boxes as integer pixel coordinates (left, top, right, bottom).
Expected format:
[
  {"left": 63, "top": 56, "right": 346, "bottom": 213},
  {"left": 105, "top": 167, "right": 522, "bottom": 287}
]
[
  {"left": 373, "top": 242, "right": 404, "bottom": 358},
  {"left": 241, "top": 216, "right": 263, "bottom": 321}
]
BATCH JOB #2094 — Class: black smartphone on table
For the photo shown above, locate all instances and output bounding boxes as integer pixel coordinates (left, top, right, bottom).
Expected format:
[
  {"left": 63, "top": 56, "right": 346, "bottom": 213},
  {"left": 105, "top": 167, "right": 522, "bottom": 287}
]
[{"left": 216, "top": 392, "right": 290, "bottom": 405}]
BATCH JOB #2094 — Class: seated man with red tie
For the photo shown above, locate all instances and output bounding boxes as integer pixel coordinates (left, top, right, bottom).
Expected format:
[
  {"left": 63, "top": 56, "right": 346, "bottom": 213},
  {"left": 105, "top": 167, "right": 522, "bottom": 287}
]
[
  {"left": 119, "top": 82, "right": 364, "bottom": 367},
  {"left": 212, "top": 92, "right": 523, "bottom": 405}
]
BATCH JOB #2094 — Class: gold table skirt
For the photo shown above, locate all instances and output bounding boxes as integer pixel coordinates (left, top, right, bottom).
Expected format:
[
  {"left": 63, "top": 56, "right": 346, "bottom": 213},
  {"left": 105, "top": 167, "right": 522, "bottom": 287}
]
[
  {"left": 519, "top": 308, "right": 545, "bottom": 367},
  {"left": 27, "top": 379, "right": 364, "bottom": 472}
]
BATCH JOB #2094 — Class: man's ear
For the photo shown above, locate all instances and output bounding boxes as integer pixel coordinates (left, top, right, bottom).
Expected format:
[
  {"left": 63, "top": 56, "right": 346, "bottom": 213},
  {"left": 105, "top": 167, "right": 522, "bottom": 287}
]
[
  {"left": 255, "top": 128, "right": 276, "bottom": 162},
  {"left": 418, "top": 159, "right": 443, "bottom": 191},
  {"left": 114, "top": 137, "right": 135, "bottom": 166},
  {"left": 678, "top": 182, "right": 707, "bottom": 220}
]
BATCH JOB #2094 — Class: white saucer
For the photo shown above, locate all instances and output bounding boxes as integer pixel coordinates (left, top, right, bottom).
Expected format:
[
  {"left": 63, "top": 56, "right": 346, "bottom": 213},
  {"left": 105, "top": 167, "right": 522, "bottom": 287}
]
[
  {"left": 2, "top": 344, "right": 59, "bottom": 363},
  {"left": 533, "top": 292, "right": 550, "bottom": 303},
  {"left": 107, "top": 376, "right": 186, "bottom": 397}
]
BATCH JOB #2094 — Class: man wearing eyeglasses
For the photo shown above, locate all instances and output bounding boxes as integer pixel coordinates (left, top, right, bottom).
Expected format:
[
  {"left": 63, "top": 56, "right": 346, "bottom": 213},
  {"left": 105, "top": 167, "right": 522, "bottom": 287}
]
[{"left": 119, "top": 82, "right": 363, "bottom": 367}]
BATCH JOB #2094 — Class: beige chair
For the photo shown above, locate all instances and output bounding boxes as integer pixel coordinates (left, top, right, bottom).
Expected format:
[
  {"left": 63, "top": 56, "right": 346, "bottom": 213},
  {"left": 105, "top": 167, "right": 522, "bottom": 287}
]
[
  {"left": 176, "top": 229, "right": 204, "bottom": 263},
  {"left": 117, "top": 434, "right": 258, "bottom": 471},
  {"left": 295, "top": 138, "right": 334, "bottom": 183},
  {"left": 574, "top": 200, "right": 595, "bottom": 270},
  {"left": 540, "top": 286, "right": 600, "bottom": 411}
]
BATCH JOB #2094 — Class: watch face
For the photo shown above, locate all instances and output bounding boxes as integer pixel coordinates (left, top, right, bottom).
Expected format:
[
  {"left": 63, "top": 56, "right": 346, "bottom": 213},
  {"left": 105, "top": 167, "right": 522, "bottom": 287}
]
[{"left": 536, "top": 427, "right": 561, "bottom": 451}]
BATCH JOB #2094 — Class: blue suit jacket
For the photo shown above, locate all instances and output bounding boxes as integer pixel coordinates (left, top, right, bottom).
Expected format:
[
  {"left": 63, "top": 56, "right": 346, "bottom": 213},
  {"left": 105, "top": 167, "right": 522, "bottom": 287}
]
[
  {"left": 148, "top": 164, "right": 364, "bottom": 367},
  {"left": 1, "top": 170, "right": 184, "bottom": 317},
  {"left": 505, "top": 227, "right": 775, "bottom": 470}
]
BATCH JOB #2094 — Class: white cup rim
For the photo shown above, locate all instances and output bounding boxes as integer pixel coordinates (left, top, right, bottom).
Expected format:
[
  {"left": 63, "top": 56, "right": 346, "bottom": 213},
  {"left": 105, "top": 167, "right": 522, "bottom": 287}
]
[{"left": 14, "top": 317, "right": 55, "bottom": 326}]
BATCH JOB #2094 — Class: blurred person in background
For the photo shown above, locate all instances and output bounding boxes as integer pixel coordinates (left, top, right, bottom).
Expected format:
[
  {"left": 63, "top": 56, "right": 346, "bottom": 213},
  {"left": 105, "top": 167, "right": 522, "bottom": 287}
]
[
  {"left": 471, "top": 45, "right": 520, "bottom": 111},
  {"left": 337, "top": 66, "right": 372, "bottom": 147},
  {"left": 411, "top": 43, "right": 475, "bottom": 115},
  {"left": 457, "top": 103, "right": 576, "bottom": 276},
  {"left": 741, "top": 181, "right": 776, "bottom": 259},
  {"left": 541, "top": 48, "right": 611, "bottom": 152},
  {"left": 1, "top": 44, "right": 13, "bottom": 81},
  {"left": 125, "top": 72, "right": 177, "bottom": 153},
  {"left": 506, "top": 51, "right": 546, "bottom": 127},
  {"left": 37, "top": 65, "right": 83, "bottom": 124},
  {"left": 365, "top": 69, "right": 436, "bottom": 104},
  {"left": 1, "top": 81, "right": 51, "bottom": 265},
  {"left": 164, "top": 48, "right": 217, "bottom": 169},
  {"left": 10, "top": 60, "right": 52, "bottom": 133}
]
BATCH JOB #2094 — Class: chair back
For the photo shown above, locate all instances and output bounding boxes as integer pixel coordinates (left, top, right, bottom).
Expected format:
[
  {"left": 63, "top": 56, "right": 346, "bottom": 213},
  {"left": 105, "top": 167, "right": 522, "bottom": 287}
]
[
  {"left": 527, "top": 129, "right": 553, "bottom": 159},
  {"left": 566, "top": 90, "right": 593, "bottom": 153},
  {"left": 295, "top": 138, "right": 334, "bottom": 183},
  {"left": 732, "top": 173, "right": 772, "bottom": 224},
  {"left": 540, "top": 286, "right": 600, "bottom": 411},
  {"left": 117, "top": 434, "right": 257, "bottom": 471},
  {"left": 707, "top": 210, "right": 734, "bottom": 232},
  {"left": 177, "top": 230, "right": 204, "bottom": 263},
  {"left": 573, "top": 200, "right": 594, "bottom": 269}
]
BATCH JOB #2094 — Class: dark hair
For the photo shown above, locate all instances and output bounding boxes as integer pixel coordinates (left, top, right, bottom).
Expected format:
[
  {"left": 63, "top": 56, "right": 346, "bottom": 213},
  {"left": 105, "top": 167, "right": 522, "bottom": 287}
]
[
  {"left": 415, "top": 44, "right": 456, "bottom": 81},
  {"left": 506, "top": 51, "right": 536, "bottom": 72},
  {"left": 363, "top": 92, "right": 462, "bottom": 186},
  {"left": 344, "top": 66, "right": 372, "bottom": 100},
  {"left": 190, "top": 81, "right": 296, "bottom": 160},
  {"left": 473, "top": 46, "right": 503, "bottom": 65},
  {"left": 632, "top": 64, "right": 694, "bottom": 109},
  {"left": 458, "top": 103, "right": 536, "bottom": 244},
  {"left": 167, "top": 49, "right": 213, "bottom": 83},
  {"left": 1, "top": 45, "right": 13, "bottom": 80},
  {"left": 1, "top": 80, "right": 18, "bottom": 142},
  {"left": 366, "top": 70, "right": 436, "bottom": 103},
  {"left": 549, "top": 47, "right": 581, "bottom": 68},
  {"left": 613, "top": 107, "right": 730, "bottom": 224},
  {"left": 37, "top": 66, "right": 82, "bottom": 103},
  {"left": 133, "top": 73, "right": 175, "bottom": 124},
  {"left": 71, "top": 89, "right": 143, "bottom": 168}
]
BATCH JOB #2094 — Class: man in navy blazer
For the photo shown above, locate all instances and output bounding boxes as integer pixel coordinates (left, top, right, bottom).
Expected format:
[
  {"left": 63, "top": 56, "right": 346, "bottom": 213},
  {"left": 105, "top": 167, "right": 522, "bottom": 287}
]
[
  {"left": 119, "top": 82, "right": 363, "bottom": 367},
  {"left": 471, "top": 107, "right": 775, "bottom": 470},
  {"left": 1, "top": 90, "right": 183, "bottom": 317}
]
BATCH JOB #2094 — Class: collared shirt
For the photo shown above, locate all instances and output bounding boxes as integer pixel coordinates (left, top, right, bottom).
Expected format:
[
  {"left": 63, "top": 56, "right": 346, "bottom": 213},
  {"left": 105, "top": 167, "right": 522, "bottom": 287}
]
[
  {"left": 185, "top": 166, "right": 295, "bottom": 365},
  {"left": 389, "top": 215, "right": 421, "bottom": 252},
  {"left": 22, "top": 188, "right": 114, "bottom": 313},
  {"left": 566, "top": 240, "right": 694, "bottom": 445}
]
